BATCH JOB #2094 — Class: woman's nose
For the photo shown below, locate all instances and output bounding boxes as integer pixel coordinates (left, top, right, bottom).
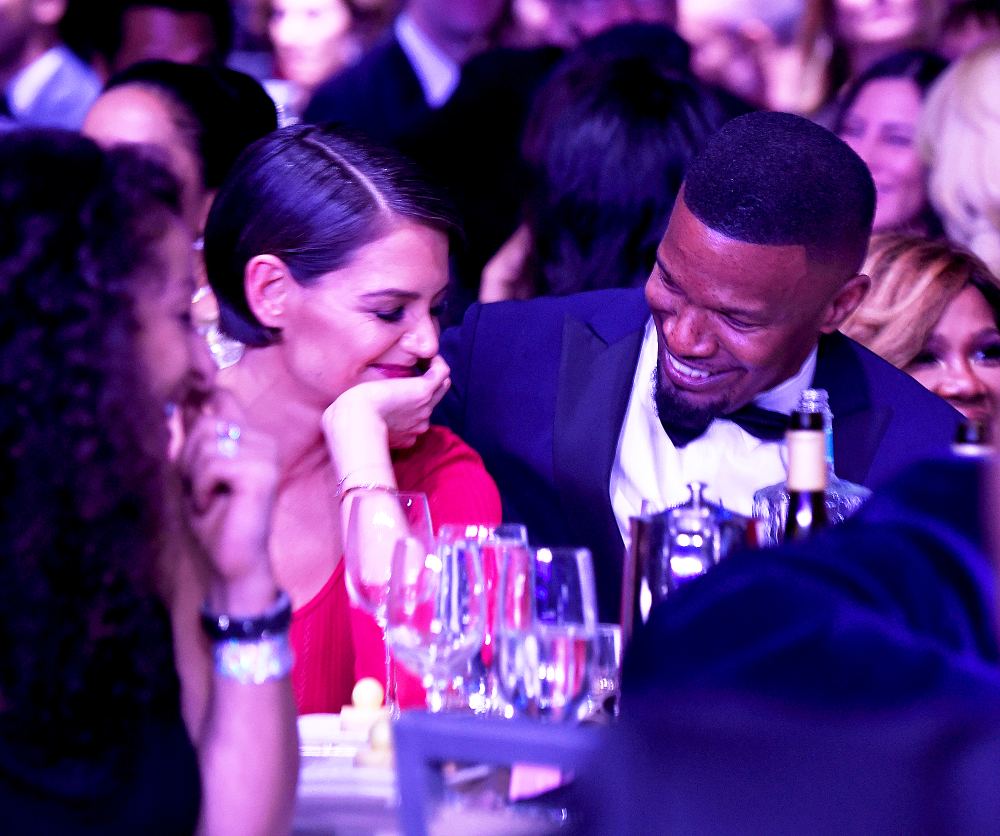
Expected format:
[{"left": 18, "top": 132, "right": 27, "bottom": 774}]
[
  {"left": 401, "top": 314, "right": 439, "bottom": 358},
  {"left": 937, "top": 357, "right": 988, "bottom": 399}
]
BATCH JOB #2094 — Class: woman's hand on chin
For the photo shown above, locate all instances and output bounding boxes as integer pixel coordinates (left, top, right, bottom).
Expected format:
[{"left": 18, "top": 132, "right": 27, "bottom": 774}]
[
  {"left": 177, "top": 389, "right": 281, "bottom": 613},
  {"left": 322, "top": 354, "right": 451, "bottom": 452}
]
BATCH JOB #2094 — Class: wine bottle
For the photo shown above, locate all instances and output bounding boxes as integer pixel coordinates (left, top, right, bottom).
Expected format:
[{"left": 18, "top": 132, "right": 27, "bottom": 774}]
[
  {"left": 783, "top": 410, "right": 828, "bottom": 542},
  {"left": 752, "top": 389, "right": 871, "bottom": 546}
]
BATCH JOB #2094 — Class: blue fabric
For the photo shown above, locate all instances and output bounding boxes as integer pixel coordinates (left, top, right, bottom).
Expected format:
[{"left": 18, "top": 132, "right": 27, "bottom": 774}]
[
  {"left": 624, "top": 456, "right": 1000, "bottom": 709},
  {"left": 436, "top": 288, "right": 963, "bottom": 621},
  {"left": 11, "top": 46, "right": 100, "bottom": 130}
]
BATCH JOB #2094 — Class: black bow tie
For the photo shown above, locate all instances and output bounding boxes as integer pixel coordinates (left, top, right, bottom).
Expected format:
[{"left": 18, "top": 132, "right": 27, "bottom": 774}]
[{"left": 661, "top": 403, "right": 789, "bottom": 448}]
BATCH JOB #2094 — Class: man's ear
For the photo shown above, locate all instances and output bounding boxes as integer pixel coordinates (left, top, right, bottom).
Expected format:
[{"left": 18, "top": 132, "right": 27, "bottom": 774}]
[
  {"left": 31, "top": 0, "right": 66, "bottom": 27},
  {"left": 820, "top": 273, "right": 870, "bottom": 333},
  {"left": 244, "top": 254, "right": 293, "bottom": 329}
]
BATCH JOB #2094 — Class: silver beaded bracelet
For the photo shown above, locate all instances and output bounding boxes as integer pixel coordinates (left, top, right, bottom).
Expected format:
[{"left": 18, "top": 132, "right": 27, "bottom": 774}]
[{"left": 214, "top": 632, "right": 294, "bottom": 684}]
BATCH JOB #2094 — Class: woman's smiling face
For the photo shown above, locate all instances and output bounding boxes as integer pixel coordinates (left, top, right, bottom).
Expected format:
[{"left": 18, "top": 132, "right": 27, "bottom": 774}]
[
  {"left": 904, "top": 284, "right": 1000, "bottom": 424},
  {"left": 839, "top": 77, "right": 926, "bottom": 232},
  {"left": 274, "top": 222, "right": 450, "bottom": 408}
]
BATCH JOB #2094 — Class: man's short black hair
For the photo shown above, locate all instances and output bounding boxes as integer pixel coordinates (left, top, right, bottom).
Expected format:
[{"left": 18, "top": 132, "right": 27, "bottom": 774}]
[{"left": 682, "top": 111, "right": 875, "bottom": 275}]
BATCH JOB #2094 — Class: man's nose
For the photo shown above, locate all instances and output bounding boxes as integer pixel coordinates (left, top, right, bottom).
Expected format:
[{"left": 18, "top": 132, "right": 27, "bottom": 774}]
[{"left": 665, "top": 305, "right": 714, "bottom": 357}]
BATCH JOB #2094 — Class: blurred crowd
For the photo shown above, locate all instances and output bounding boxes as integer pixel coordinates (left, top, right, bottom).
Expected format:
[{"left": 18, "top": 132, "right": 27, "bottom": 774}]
[{"left": 6, "top": 0, "right": 998, "bottom": 418}]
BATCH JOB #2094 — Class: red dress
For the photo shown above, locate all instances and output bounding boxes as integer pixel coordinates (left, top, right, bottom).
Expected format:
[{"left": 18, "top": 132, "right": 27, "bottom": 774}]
[{"left": 289, "top": 425, "right": 502, "bottom": 714}]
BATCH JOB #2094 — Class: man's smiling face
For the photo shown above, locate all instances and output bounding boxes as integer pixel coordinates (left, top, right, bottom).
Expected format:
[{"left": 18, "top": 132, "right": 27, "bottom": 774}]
[{"left": 646, "top": 196, "right": 841, "bottom": 429}]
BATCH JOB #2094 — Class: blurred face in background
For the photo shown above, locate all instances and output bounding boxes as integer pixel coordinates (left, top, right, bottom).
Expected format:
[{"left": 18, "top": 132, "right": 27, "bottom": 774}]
[
  {"left": 269, "top": 0, "right": 352, "bottom": 92},
  {"left": 114, "top": 7, "right": 219, "bottom": 71},
  {"left": 904, "top": 285, "right": 1000, "bottom": 424},
  {"left": 834, "top": 0, "right": 930, "bottom": 46},
  {"left": 839, "top": 77, "right": 926, "bottom": 231},
  {"left": 408, "top": 0, "right": 506, "bottom": 55}
]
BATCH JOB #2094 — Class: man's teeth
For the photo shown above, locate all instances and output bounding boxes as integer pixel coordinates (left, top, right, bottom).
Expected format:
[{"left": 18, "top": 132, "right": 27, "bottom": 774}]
[{"left": 668, "top": 352, "right": 710, "bottom": 379}]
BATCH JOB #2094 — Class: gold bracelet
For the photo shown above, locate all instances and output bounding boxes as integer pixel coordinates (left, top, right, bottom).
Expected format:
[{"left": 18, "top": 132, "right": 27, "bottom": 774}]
[{"left": 337, "top": 482, "right": 397, "bottom": 500}]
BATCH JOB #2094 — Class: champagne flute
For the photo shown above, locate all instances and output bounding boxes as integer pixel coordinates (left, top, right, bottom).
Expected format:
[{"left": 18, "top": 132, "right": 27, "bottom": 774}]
[
  {"left": 343, "top": 489, "right": 434, "bottom": 712},
  {"left": 386, "top": 534, "right": 486, "bottom": 713},
  {"left": 498, "top": 546, "right": 598, "bottom": 722},
  {"left": 439, "top": 522, "right": 530, "bottom": 714}
]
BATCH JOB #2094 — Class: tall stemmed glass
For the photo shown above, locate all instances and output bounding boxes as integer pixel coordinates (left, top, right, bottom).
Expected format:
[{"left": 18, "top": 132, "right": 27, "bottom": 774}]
[
  {"left": 497, "top": 546, "right": 598, "bottom": 722},
  {"left": 386, "top": 534, "right": 486, "bottom": 713},
  {"left": 439, "top": 523, "right": 530, "bottom": 714},
  {"left": 343, "top": 489, "right": 434, "bottom": 713}
]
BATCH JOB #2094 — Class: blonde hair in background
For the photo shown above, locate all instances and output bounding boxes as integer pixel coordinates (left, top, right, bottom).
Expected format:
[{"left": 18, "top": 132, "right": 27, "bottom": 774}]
[
  {"left": 919, "top": 42, "right": 1000, "bottom": 275},
  {"left": 841, "top": 233, "right": 1000, "bottom": 368}
]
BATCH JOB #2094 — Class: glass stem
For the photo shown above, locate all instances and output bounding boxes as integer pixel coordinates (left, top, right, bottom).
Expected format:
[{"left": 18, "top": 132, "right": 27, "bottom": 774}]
[
  {"left": 427, "top": 678, "right": 446, "bottom": 713},
  {"left": 379, "top": 621, "right": 399, "bottom": 719}
]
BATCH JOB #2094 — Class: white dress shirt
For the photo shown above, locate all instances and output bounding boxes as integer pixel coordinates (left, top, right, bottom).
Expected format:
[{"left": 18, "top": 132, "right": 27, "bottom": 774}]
[
  {"left": 610, "top": 317, "right": 817, "bottom": 539},
  {"left": 394, "top": 12, "right": 460, "bottom": 108}
]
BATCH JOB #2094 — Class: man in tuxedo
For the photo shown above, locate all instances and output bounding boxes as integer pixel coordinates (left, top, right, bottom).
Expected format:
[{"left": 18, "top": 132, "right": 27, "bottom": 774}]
[
  {"left": 303, "top": 0, "right": 506, "bottom": 146},
  {"left": 436, "top": 111, "right": 961, "bottom": 620}
]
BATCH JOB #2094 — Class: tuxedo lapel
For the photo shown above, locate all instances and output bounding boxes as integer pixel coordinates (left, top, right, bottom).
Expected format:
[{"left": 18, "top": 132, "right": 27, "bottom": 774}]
[
  {"left": 814, "top": 332, "right": 892, "bottom": 485},
  {"left": 553, "top": 315, "right": 644, "bottom": 609}
]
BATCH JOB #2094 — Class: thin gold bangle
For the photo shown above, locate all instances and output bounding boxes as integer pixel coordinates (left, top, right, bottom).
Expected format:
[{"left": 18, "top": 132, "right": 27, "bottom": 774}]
[{"left": 337, "top": 482, "right": 397, "bottom": 500}]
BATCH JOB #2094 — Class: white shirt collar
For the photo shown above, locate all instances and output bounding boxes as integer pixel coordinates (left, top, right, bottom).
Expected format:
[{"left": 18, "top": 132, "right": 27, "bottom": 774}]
[
  {"left": 394, "top": 12, "right": 460, "bottom": 108},
  {"left": 9, "top": 46, "right": 68, "bottom": 116},
  {"left": 752, "top": 345, "right": 817, "bottom": 414}
]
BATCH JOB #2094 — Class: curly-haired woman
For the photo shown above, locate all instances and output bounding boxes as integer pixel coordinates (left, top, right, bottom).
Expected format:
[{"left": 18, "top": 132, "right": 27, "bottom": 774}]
[{"left": 0, "top": 130, "right": 296, "bottom": 834}]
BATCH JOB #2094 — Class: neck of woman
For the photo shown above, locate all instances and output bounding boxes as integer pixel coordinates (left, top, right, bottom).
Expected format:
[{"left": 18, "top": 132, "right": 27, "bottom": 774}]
[{"left": 219, "top": 347, "right": 330, "bottom": 484}]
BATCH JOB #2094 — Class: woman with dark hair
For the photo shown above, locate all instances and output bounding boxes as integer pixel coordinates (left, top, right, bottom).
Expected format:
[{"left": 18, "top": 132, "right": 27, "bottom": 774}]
[
  {"left": 82, "top": 60, "right": 279, "bottom": 365},
  {"left": 481, "top": 51, "right": 729, "bottom": 302},
  {"left": 0, "top": 130, "right": 296, "bottom": 832},
  {"left": 842, "top": 233, "right": 1000, "bottom": 424},
  {"left": 204, "top": 124, "right": 501, "bottom": 714},
  {"left": 83, "top": 60, "right": 278, "bottom": 237},
  {"left": 834, "top": 48, "right": 948, "bottom": 235}
]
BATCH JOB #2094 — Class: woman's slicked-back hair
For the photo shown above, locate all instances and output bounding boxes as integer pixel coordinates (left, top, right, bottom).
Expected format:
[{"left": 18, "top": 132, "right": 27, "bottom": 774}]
[
  {"left": 204, "top": 123, "right": 460, "bottom": 347},
  {"left": 105, "top": 59, "right": 278, "bottom": 191},
  {"left": 842, "top": 233, "right": 1000, "bottom": 367}
]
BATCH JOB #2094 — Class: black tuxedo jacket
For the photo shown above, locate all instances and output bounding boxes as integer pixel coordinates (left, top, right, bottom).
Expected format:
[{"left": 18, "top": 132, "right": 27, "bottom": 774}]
[{"left": 436, "top": 288, "right": 962, "bottom": 620}]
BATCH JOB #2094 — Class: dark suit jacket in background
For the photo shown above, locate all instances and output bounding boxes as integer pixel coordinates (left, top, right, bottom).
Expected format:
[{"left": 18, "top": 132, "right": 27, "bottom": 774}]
[
  {"left": 303, "top": 33, "right": 430, "bottom": 147},
  {"left": 435, "top": 288, "right": 962, "bottom": 620}
]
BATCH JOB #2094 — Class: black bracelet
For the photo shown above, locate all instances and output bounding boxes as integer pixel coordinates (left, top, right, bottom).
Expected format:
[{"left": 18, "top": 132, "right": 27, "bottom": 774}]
[{"left": 200, "top": 590, "right": 293, "bottom": 642}]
